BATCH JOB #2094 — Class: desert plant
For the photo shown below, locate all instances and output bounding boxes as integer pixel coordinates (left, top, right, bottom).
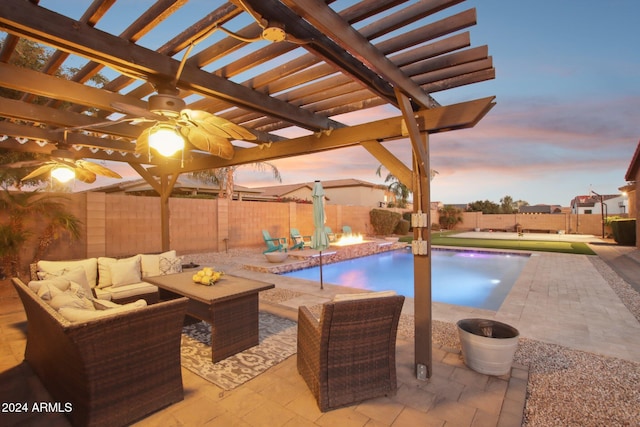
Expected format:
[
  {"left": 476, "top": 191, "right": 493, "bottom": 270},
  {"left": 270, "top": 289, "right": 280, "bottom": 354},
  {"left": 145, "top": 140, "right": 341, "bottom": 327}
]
[
  {"left": 0, "top": 190, "right": 82, "bottom": 277},
  {"left": 439, "top": 205, "right": 464, "bottom": 230}
]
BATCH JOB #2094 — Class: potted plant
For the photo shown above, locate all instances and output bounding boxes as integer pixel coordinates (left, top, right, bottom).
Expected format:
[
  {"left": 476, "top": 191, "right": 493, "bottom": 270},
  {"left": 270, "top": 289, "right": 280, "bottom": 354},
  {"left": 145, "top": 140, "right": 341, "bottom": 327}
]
[{"left": 457, "top": 318, "right": 519, "bottom": 376}]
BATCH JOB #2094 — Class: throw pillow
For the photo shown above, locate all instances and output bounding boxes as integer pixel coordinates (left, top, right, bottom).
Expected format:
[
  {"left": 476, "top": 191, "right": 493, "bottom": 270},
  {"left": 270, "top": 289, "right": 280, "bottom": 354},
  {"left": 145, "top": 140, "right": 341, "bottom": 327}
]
[
  {"left": 36, "top": 282, "right": 65, "bottom": 302},
  {"left": 37, "top": 266, "right": 92, "bottom": 297},
  {"left": 109, "top": 257, "right": 142, "bottom": 287},
  {"left": 159, "top": 255, "right": 182, "bottom": 275},
  {"left": 97, "top": 255, "right": 140, "bottom": 288},
  {"left": 28, "top": 276, "right": 70, "bottom": 294},
  {"left": 37, "top": 258, "right": 98, "bottom": 288},
  {"left": 333, "top": 290, "right": 397, "bottom": 302},
  {"left": 49, "top": 287, "right": 96, "bottom": 311},
  {"left": 140, "top": 250, "right": 176, "bottom": 277},
  {"left": 97, "top": 257, "right": 116, "bottom": 289}
]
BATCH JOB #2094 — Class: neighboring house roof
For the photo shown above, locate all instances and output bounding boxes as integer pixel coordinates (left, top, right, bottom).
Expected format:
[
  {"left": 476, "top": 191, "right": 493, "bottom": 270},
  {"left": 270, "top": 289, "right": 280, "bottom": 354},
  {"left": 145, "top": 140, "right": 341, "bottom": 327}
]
[
  {"left": 625, "top": 140, "right": 640, "bottom": 182},
  {"left": 251, "top": 179, "right": 387, "bottom": 199},
  {"left": 519, "top": 205, "right": 562, "bottom": 214},
  {"left": 571, "top": 194, "right": 620, "bottom": 208},
  {"left": 88, "top": 177, "right": 261, "bottom": 196}
]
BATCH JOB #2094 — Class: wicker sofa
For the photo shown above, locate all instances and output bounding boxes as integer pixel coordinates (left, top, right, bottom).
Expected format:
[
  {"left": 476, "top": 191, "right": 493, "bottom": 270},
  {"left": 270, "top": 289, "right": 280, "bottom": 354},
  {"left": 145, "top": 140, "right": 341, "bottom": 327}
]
[
  {"left": 29, "top": 250, "right": 183, "bottom": 305},
  {"left": 11, "top": 277, "right": 188, "bottom": 427},
  {"left": 297, "top": 292, "right": 405, "bottom": 412}
]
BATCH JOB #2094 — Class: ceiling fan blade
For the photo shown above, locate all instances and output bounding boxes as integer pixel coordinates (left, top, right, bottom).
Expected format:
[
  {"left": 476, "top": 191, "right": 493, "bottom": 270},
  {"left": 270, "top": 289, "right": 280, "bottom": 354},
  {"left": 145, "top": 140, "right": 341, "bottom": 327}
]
[
  {"left": 73, "top": 167, "right": 97, "bottom": 184},
  {"left": 111, "top": 101, "right": 165, "bottom": 120},
  {"left": 181, "top": 109, "right": 256, "bottom": 141},
  {"left": 75, "top": 160, "right": 123, "bottom": 179},
  {"left": 181, "top": 126, "right": 235, "bottom": 160},
  {"left": 20, "top": 163, "right": 55, "bottom": 181},
  {"left": 135, "top": 127, "right": 152, "bottom": 156}
]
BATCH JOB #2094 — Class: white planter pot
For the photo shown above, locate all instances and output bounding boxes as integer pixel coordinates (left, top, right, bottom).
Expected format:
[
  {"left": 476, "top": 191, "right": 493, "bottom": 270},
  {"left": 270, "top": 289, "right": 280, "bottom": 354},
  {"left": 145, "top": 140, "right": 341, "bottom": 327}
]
[
  {"left": 457, "top": 318, "right": 519, "bottom": 376},
  {"left": 264, "top": 251, "right": 288, "bottom": 263}
]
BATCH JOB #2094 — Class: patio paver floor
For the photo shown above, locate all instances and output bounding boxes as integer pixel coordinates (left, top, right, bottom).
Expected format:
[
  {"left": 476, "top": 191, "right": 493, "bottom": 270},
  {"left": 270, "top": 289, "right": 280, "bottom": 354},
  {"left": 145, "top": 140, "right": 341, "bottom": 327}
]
[{"left": 1, "top": 237, "right": 638, "bottom": 426}]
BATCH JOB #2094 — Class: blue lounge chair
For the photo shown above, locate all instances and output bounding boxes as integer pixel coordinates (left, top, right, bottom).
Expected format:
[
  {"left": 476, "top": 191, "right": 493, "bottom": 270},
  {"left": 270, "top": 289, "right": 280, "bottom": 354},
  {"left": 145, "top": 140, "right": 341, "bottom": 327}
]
[
  {"left": 290, "top": 228, "right": 312, "bottom": 250},
  {"left": 324, "top": 226, "right": 337, "bottom": 242},
  {"left": 262, "top": 230, "right": 287, "bottom": 254},
  {"left": 342, "top": 225, "right": 353, "bottom": 235}
]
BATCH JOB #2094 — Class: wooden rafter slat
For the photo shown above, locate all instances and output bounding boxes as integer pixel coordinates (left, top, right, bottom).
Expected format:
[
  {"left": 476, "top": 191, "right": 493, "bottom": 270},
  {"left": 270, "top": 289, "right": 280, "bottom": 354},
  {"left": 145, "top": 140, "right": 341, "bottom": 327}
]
[
  {"left": 0, "top": 62, "right": 150, "bottom": 114},
  {"left": 403, "top": 46, "right": 489, "bottom": 77},
  {"left": 415, "top": 58, "right": 493, "bottom": 86},
  {"left": 422, "top": 68, "right": 496, "bottom": 94},
  {"left": 356, "top": 0, "right": 464, "bottom": 41},
  {"left": 0, "top": 98, "right": 145, "bottom": 140}
]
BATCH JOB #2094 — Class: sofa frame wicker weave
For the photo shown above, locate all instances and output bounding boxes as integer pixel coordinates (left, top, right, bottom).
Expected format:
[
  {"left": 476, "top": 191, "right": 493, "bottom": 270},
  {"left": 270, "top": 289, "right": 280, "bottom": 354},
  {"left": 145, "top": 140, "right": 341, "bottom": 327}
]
[
  {"left": 12, "top": 277, "right": 188, "bottom": 427},
  {"left": 297, "top": 294, "right": 405, "bottom": 411}
]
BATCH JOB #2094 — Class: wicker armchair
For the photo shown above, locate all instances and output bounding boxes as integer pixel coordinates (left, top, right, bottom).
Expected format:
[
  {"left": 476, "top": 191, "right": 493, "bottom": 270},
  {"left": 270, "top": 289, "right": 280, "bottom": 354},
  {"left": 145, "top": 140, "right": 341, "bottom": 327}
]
[{"left": 297, "top": 294, "right": 405, "bottom": 412}]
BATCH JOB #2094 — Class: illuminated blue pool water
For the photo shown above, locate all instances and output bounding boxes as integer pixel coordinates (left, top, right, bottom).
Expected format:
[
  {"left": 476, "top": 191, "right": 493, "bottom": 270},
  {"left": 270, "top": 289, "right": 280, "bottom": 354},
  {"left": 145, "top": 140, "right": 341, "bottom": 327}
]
[{"left": 281, "top": 248, "right": 530, "bottom": 310}]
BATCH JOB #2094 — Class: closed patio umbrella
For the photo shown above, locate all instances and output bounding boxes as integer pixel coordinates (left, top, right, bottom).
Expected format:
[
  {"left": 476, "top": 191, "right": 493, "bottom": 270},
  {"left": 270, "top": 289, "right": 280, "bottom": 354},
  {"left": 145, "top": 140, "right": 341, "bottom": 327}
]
[{"left": 311, "top": 180, "right": 330, "bottom": 289}]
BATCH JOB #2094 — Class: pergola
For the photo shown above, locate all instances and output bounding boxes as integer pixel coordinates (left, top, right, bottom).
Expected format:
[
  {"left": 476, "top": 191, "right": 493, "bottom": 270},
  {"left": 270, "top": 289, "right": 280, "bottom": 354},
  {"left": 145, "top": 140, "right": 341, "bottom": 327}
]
[{"left": 0, "top": 0, "right": 495, "bottom": 379}]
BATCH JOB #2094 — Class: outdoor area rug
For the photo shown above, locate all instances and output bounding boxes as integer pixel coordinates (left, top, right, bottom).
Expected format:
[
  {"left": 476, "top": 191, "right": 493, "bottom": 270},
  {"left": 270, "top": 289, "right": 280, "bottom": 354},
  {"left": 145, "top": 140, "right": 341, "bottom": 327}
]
[{"left": 180, "top": 312, "right": 297, "bottom": 390}]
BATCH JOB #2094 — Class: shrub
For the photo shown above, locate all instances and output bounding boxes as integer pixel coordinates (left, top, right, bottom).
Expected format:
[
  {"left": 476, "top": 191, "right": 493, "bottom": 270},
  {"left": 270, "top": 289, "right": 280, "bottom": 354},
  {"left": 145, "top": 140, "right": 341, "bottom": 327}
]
[
  {"left": 610, "top": 219, "right": 636, "bottom": 246},
  {"left": 438, "top": 205, "right": 463, "bottom": 230},
  {"left": 394, "top": 219, "right": 410, "bottom": 235},
  {"left": 402, "top": 212, "right": 413, "bottom": 231},
  {"left": 369, "top": 209, "right": 401, "bottom": 235}
]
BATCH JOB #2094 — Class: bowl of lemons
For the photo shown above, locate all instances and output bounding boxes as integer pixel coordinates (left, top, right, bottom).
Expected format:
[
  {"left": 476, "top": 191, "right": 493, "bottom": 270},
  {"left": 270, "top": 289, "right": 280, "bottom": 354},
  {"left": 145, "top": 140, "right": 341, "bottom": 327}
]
[{"left": 192, "top": 267, "right": 224, "bottom": 286}]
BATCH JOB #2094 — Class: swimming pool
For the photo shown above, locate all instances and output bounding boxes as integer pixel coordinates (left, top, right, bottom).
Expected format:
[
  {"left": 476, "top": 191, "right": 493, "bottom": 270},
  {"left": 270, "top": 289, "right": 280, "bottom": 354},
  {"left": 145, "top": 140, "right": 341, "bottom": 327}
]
[{"left": 281, "top": 248, "right": 530, "bottom": 310}]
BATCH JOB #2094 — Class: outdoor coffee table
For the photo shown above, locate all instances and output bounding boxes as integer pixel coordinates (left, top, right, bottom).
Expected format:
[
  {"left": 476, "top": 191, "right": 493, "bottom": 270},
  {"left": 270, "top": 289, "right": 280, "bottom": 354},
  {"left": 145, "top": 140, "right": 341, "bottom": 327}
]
[{"left": 145, "top": 271, "right": 274, "bottom": 362}]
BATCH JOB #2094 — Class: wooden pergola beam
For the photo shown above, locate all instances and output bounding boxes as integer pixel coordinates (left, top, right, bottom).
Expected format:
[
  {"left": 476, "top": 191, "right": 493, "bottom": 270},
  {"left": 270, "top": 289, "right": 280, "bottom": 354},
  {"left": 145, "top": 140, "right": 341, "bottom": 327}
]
[{"left": 149, "top": 96, "right": 496, "bottom": 175}]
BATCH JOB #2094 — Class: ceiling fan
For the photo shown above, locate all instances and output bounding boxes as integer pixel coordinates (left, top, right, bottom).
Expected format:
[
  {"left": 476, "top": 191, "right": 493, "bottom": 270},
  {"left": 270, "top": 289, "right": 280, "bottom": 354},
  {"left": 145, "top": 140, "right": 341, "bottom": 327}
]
[
  {"left": 108, "top": 84, "right": 256, "bottom": 161},
  {"left": 18, "top": 148, "right": 122, "bottom": 184}
]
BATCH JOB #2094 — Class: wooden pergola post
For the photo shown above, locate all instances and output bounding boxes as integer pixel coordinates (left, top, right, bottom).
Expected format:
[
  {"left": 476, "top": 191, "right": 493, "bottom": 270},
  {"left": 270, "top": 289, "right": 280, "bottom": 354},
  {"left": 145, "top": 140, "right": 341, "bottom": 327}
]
[{"left": 395, "top": 88, "right": 433, "bottom": 379}]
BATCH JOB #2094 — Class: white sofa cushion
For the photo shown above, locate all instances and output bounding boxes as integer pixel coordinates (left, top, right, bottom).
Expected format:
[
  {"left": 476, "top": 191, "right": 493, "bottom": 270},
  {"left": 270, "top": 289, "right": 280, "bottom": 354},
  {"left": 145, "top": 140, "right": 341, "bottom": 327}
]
[
  {"left": 58, "top": 299, "right": 147, "bottom": 323},
  {"left": 332, "top": 290, "right": 397, "bottom": 302},
  {"left": 37, "top": 258, "right": 98, "bottom": 288},
  {"left": 94, "top": 282, "right": 158, "bottom": 301}
]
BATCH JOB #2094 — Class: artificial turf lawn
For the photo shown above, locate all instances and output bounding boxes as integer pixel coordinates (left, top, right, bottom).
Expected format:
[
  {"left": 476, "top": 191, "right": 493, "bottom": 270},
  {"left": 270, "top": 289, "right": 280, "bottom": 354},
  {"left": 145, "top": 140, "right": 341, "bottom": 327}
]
[{"left": 399, "top": 234, "right": 596, "bottom": 255}]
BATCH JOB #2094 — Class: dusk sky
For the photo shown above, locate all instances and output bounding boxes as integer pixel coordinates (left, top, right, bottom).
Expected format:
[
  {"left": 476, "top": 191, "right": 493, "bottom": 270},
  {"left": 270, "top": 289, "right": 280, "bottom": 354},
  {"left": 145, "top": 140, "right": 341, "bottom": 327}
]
[{"left": 41, "top": 0, "right": 640, "bottom": 206}]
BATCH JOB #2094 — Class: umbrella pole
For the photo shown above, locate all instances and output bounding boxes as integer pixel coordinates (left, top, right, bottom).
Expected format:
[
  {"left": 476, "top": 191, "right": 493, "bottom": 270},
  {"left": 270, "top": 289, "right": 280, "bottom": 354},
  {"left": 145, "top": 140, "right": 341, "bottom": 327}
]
[{"left": 319, "top": 250, "right": 323, "bottom": 289}]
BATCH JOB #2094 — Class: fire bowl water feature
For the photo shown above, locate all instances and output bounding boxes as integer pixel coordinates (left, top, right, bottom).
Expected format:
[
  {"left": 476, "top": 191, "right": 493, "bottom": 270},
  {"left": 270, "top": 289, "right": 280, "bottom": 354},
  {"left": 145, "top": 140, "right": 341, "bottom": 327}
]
[{"left": 333, "top": 233, "right": 364, "bottom": 246}]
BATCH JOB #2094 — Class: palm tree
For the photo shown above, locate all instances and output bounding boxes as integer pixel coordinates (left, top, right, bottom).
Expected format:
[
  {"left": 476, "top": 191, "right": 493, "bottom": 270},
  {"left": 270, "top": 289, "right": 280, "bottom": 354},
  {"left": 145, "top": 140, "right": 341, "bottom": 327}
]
[
  {"left": 375, "top": 165, "right": 438, "bottom": 208},
  {"left": 189, "top": 162, "right": 282, "bottom": 200},
  {"left": 0, "top": 189, "right": 82, "bottom": 277}
]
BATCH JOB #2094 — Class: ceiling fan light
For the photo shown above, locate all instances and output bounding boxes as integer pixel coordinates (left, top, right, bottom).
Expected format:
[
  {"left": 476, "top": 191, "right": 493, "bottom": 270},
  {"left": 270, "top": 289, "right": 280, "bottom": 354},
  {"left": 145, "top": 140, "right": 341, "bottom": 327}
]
[
  {"left": 148, "top": 124, "right": 184, "bottom": 156},
  {"left": 51, "top": 165, "right": 75, "bottom": 183}
]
